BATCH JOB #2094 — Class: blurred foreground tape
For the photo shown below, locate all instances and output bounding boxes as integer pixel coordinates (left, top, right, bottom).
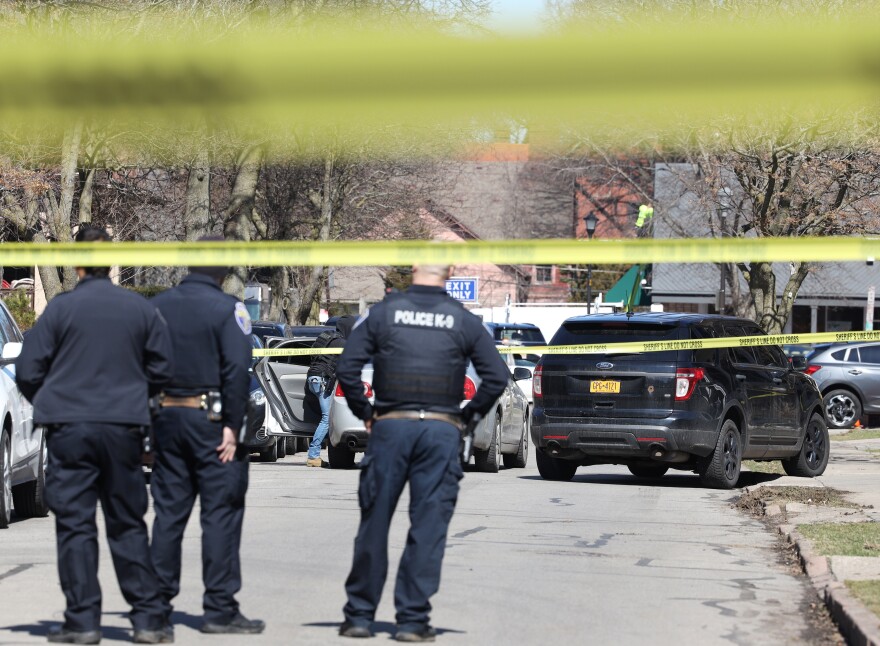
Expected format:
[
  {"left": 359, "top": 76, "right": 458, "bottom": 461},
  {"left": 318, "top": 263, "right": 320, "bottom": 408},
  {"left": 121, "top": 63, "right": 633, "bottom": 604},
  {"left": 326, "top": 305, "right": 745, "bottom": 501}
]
[
  {"left": 3, "top": 235, "right": 880, "bottom": 267},
  {"left": 0, "top": 17, "right": 878, "bottom": 156}
]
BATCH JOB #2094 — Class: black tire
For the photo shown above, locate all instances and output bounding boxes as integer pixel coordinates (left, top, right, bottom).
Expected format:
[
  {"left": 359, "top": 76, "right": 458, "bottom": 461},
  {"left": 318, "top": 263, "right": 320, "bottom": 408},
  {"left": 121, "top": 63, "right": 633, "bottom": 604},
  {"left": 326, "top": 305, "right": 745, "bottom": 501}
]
[
  {"left": 328, "top": 443, "right": 356, "bottom": 470},
  {"left": 276, "top": 436, "right": 287, "bottom": 459},
  {"left": 627, "top": 463, "right": 669, "bottom": 479},
  {"left": 296, "top": 437, "right": 311, "bottom": 453},
  {"left": 783, "top": 413, "right": 830, "bottom": 477},
  {"left": 698, "top": 419, "right": 742, "bottom": 489},
  {"left": 0, "top": 427, "right": 11, "bottom": 529},
  {"left": 823, "top": 389, "right": 862, "bottom": 429},
  {"left": 503, "top": 411, "right": 529, "bottom": 469},
  {"left": 475, "top": 415, "right": 502, "bottom": 473},
  {"left": 12, "top": 432, "right": 49, "bottom": 519},
  {"left": 285, "top": 437, "right": 298, "bottom": 455},
  {"left": 259, "top": 439, "right": 278, "bottom": 463},
  {"left": 536, "top": 448, "right": 578, "bottom": 481}
]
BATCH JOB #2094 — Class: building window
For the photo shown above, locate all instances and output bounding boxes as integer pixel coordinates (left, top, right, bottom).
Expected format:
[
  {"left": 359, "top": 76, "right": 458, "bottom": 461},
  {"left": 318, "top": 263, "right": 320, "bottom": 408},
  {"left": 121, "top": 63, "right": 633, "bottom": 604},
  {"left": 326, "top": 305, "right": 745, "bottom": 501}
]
[{"left": 535, "top": 265, "right": 552, "bottom": 284}]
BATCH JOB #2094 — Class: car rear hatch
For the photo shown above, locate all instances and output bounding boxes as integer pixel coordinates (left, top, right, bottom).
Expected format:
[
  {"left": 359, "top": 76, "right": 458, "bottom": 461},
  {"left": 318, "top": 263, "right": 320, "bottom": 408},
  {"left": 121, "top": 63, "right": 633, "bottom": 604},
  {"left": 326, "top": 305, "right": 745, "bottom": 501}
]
[{"left": 540, "top": 320, "right": 683, "bottom": 419}]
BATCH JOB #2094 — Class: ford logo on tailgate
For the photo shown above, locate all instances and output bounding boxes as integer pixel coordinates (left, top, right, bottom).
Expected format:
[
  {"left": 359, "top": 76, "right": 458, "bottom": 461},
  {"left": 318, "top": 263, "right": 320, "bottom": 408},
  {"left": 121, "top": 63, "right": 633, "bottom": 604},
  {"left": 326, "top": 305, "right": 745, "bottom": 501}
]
[{"left": 596, "top": 362, "right": 614, "bottom": 370}]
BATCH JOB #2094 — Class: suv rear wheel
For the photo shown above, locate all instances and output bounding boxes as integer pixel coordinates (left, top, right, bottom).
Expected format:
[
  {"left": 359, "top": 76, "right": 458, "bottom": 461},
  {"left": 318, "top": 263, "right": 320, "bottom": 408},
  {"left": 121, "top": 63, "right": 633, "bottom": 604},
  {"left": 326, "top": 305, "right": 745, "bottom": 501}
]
[
  {"left": 782, "top": 413, "right": 829, "bottom": 477},
  {"left": 627, "top": 463, "right": 669, "bottom": 479},
  {"left": 536, "top": 449, "right": 577, "bottom": 481},
  {"left": 698, "top": 419, "right": 741, "bottom": 489},
  {"left": 823, "top": 389, "right": 862, "bottom": 429},
  {"left": 328, "top": 443, "right": 356, "bottom": 469}
]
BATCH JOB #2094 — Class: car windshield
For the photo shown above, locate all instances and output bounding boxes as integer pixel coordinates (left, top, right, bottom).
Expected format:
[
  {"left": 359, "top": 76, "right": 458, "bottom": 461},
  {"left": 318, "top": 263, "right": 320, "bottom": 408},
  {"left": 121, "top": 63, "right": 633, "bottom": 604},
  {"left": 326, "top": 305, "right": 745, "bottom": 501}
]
[{"left": 495, "top": 328, "right": 545, "bottom": 344}]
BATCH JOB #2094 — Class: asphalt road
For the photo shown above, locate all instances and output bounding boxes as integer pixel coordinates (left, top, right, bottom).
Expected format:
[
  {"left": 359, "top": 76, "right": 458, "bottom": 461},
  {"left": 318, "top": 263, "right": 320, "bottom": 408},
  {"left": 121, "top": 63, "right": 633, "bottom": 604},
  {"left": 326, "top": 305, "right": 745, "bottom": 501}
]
[{"left": 0, "top": 452, "right": 832, "bottom": 645}]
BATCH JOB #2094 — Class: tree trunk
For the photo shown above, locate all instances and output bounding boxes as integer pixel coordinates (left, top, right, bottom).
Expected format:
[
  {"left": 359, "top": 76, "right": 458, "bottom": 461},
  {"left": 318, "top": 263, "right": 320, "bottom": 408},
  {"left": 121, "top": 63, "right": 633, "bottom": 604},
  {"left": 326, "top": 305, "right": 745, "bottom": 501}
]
[
  {"left": 57, "top": 123, "right": 83, "bottom": 292},
  {"left": 222, "top": 146, "right": 263, "bottom": 299},
  {"left": 293, "top": 155, "right": 335, "bottom": 324},
  {"left": 184, "top": 152, "right": 211, "bottom": 241},
  {"left": 78, "top": 168, "right": 95, "bottom": 224}
]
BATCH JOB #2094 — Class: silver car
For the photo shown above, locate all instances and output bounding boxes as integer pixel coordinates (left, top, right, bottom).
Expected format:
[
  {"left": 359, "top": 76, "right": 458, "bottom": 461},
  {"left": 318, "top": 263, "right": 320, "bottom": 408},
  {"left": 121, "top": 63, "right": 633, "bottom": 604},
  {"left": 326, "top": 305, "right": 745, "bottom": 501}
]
[
  {"left": 806, "top": 342, "right": 880, "bottom": 429},
  {"left": 0, "top": 300, "right": 45, "bottom": 528},
  {"left": 254, "top": 338, "right": 531, "bottom": 472}
]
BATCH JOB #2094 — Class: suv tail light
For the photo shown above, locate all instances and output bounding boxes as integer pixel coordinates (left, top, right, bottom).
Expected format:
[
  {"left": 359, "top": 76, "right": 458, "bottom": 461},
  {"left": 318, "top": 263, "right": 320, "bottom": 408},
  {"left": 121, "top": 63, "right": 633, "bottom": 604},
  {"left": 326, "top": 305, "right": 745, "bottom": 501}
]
[
  {"left": 533, "top": 365, "right": 543, "bottom": 398},
  {"left": 335, "top": 382, "right": 373, "bottom": 398},
  {"left": 805, "top": 365, "right": 821, "bottom": 376},
  {"left": 463, "top": 376, "right": 477, "bottom": 401},
  {"left": 675, "top": 368, "right": 704, "bottom": 401}
]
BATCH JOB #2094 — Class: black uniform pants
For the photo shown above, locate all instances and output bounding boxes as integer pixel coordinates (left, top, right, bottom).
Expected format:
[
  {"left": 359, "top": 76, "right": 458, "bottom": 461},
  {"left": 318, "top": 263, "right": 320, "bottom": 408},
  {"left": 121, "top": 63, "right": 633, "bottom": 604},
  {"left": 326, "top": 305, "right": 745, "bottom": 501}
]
[
  {"left": 149, "top": 408, "right": 248, "bottom": 624},
  {"left": 343, "top": 419, "right": 463, "bottom": 631},
  {"left": 45, "top": 423, "right": 165, "bottom": 632}
]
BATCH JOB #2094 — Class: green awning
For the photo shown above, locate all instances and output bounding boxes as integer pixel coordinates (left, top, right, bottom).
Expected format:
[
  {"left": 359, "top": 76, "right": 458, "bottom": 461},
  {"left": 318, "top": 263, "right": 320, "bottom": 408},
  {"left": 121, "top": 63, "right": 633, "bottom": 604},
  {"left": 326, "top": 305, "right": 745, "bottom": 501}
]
[{"left": 604, "top": 265, "right": 651, "bottom": 306}]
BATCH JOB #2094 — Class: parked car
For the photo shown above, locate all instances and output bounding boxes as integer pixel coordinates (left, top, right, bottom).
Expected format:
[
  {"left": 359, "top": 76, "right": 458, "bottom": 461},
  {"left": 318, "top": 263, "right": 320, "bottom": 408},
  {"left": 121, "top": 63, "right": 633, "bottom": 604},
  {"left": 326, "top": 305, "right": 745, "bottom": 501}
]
[
  {"left": 483, "top": 322, "right": 547, "bottom": 347},
  {"left": 531, "top": 313, "right": 827, "bottom": 489},
  {"left": 254, "top": 337, "right": 532, "bottom": 472},
  {"left": 806, "top": 342, "right": 880, "bottom": 429},
  {"left": 500, "top": 350, "right": 536, "bottom": 405},
  {"left": 242, "top": 334, "right": 276, "bottom": 460},
  {"left": 0, "top": 299, "right": 45, "bottom": 528}
]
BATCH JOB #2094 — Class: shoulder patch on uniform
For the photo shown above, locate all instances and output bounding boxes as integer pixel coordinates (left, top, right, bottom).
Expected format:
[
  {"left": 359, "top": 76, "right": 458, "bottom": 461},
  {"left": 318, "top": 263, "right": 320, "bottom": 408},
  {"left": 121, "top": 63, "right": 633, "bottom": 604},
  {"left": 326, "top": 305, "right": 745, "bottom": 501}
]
[{"left": 233, "top": 302, "right": 252, "bottom": 335}]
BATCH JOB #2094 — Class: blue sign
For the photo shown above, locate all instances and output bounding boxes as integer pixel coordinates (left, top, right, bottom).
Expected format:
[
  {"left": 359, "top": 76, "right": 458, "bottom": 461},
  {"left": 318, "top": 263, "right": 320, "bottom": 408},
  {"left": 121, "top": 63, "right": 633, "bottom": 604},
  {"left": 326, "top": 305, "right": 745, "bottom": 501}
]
[{"left": 446, "top": 277, "right": 478, "bottom": 303}]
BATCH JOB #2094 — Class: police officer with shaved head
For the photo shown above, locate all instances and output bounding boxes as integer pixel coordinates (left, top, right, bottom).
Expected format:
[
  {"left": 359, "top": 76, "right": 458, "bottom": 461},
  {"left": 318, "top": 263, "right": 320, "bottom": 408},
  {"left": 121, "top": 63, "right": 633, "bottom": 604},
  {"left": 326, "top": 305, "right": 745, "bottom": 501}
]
[
  {"left": 16, "top": 225, "right": 173, "bottom": 645},
  {"left": 335, "top": 264, "right": 509, "bottom": 642},
  {"left": 148, "top": 241, "right": 264, "bottom": 638}
]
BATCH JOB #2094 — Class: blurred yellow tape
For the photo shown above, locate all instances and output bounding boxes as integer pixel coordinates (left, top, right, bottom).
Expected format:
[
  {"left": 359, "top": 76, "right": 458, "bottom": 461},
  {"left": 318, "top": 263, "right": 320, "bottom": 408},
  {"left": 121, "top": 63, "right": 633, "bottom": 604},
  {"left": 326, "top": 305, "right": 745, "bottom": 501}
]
[
  {"left": 253, "top": 331, "right": 880, "bottom": 357},
  {"left": 0, "top": 17, "right": 877, "bottom": 154},
  {"left": 5, "top": 236, "right": 880, "bottom": 267}
]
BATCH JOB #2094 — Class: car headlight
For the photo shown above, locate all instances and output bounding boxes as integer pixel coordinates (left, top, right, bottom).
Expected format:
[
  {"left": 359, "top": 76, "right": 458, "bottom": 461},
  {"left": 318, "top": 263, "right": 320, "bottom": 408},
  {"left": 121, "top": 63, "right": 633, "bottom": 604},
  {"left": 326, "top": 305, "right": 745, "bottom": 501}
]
[{"left": 249, "top": 389, "right": 266, "bottom": 406}]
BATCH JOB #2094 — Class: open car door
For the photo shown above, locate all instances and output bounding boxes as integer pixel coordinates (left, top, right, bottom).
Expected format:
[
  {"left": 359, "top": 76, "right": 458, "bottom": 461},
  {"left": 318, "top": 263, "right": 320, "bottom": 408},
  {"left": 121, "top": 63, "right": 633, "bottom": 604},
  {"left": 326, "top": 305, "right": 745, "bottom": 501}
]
[{"left": 254, "top": 337, "right": 320, "bottom": 437}]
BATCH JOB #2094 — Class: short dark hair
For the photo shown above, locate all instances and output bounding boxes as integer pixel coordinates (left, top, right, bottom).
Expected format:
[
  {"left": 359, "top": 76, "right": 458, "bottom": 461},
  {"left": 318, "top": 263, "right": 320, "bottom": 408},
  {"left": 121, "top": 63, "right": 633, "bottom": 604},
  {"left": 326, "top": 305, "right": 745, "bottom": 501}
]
[
  {"left": 74, "top": 225, "right": 111, "bottom": 277},
  {"left": 189, "top": 235, "right": 228, "bottom": 284}
]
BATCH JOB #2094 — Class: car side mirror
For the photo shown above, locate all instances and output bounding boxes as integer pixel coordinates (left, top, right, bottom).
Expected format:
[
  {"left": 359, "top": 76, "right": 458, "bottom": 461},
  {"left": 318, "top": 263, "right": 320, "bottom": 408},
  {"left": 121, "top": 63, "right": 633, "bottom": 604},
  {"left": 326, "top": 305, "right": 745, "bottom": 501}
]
[
  {"left": 789, "top": 356, "right": 807, "bottom": 372},
  {"left": 1, "top": 342, "right": 22, "bottom": 362},
  {"left": 513, "top": 367, "right": 532, "bottom": 381}
]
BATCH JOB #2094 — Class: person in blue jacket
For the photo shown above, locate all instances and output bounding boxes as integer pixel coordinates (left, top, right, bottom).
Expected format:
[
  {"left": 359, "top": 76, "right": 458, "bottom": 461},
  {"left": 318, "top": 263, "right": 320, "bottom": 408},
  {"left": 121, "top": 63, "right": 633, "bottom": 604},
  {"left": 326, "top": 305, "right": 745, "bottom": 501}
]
[
  {"left": 334, "top": 264, "right": 509, "bottom": 643},
  {"left": 16, "top": 225, "right": 173, "bottom": 645}
]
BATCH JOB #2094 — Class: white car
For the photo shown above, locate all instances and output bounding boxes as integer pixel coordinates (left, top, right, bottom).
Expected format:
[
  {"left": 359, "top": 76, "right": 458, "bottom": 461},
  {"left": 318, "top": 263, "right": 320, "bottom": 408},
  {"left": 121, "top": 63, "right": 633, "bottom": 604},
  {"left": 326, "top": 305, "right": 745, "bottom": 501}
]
[
  {"left": 255, "top": 337, "right": 532, "bottom": 472},
  {"left": 0, "top": 299, "right": 45, "bottom": 528},
  {"left": 500, "top": 350, "right": 538, "bottom": 404}
]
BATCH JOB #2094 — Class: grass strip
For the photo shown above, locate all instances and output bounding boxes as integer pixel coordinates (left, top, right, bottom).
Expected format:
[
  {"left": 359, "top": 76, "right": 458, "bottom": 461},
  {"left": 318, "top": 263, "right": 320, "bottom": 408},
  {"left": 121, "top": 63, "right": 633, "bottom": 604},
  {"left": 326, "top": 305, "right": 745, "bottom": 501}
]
[
  {"left": 743, "top": 460, "right": 784, "bottom": 475},
  {"left": 832, "top": 430, "right": 880, "bottom": 442},
  {"left": 799, "top": 523, "right": 880, "bottom": 557},
  {"left": 846, "top": 580, "right": 880, "bottom": 617}
]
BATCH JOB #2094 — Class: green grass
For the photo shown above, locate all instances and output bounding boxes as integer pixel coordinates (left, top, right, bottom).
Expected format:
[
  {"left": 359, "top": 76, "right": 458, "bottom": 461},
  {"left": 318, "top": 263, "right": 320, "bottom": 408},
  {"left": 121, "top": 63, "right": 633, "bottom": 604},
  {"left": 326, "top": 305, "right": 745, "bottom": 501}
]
[
  {"left": 832, "top": 429, "right": 880, "bottom": 441},
  {"left": 743, "top": 460, "right": 785, "bottom": 474},
  {"left": 799, "top": 523, "right": 880, "bottom": 557},
  {"left": 847, "top": 580, "right": 880, "bottom": 617}
]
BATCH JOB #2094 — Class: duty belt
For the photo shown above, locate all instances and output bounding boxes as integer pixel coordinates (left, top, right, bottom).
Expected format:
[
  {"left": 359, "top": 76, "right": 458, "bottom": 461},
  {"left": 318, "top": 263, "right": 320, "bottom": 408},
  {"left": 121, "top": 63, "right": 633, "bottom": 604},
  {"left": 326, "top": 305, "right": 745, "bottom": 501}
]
[
  {"left": 375, "top": 410, "right": 463, "bottom": 430},
  {"left": 160, "top": 395, "right": 208, "bottom": 409}
]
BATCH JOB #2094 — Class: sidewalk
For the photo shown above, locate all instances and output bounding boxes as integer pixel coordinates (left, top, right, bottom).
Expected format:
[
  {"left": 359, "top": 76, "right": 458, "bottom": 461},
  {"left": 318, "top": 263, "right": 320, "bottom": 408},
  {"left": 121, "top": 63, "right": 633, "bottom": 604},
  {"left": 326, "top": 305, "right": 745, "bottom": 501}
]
[{"left": 742, "top": 428, "right": 880, "bottom": 646}]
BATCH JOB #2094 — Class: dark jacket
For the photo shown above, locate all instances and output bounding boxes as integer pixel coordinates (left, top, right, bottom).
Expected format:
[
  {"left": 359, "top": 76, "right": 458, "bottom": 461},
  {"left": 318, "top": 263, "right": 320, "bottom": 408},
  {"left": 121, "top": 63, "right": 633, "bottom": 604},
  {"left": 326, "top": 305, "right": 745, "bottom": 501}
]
[
  {"left": 307, "top": 315, "right": 357, "bottom": 380},
  {"left": 15, "top": 276, "right": 173, "bottom": 426},
  {"left": 151, "top": 273, "right": 253, "bottom": 430},
  {"left": 336, "top": 285, "right": 509, "bottom": 421}
]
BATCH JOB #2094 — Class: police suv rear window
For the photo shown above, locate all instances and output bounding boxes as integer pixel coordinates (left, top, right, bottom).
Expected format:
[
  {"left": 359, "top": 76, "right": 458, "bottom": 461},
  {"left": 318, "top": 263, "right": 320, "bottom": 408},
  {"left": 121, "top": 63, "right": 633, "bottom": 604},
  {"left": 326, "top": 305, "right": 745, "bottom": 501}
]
[{"left": 551, "top": 322, "right": 681, "bottom": 346}]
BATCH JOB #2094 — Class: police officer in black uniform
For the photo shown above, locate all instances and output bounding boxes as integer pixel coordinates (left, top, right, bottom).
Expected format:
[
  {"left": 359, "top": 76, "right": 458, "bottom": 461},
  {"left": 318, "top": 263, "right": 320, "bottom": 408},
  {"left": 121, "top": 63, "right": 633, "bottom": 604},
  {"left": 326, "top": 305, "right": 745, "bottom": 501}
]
[
  {"left": 15, "top": 226, "right": 173, "bottom": 645},
  {"left": 335, "top": 264, "right": 509, "bottom": 642},
  {"left": 148, "top": 252, "right": 264, "bottom": 636}
]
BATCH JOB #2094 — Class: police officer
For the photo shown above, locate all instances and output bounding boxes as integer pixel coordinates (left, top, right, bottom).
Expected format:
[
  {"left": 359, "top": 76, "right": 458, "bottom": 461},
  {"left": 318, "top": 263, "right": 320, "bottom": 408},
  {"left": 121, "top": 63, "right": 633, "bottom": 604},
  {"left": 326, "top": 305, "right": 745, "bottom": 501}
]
[
  {"left": 335, "top": 264, "right": 509, "bottom": 642},
  {"left": 15, "top": 225, "right": 173, "bottom": 645},
  {"left": 148, "top": 249, "right": 264, "bottom": 636}
]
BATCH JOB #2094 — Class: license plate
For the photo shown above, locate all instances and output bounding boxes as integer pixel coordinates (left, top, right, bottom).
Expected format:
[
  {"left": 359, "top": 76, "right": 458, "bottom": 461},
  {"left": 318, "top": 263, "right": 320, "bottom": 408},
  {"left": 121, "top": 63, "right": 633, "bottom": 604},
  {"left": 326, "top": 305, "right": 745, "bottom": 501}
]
[{"left": 590, "top": 380, "right": 620, "bottom": 394}]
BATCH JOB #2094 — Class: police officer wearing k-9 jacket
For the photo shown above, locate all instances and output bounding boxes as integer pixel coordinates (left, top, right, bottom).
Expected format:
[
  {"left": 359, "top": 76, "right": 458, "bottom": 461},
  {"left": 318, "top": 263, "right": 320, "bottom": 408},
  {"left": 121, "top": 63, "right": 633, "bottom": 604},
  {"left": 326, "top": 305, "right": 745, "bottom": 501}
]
[
  {"left": 15, "top": 226, "right": 174, "bottom": 645},
  {"left": 335, "top": 264, "right": 509, "bottom": 642},
  {"left": 148, "top": 249, "right": 264, "bottom": 637}
]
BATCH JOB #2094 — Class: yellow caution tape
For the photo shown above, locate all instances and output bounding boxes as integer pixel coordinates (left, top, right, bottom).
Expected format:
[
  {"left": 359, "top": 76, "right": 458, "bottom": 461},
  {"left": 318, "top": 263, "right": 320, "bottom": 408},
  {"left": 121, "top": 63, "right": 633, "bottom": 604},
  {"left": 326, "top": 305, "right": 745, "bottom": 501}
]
[
  {"left": 0, "top": 17, "right": 877, "bottom": 156},
  {"left": 4, "top": 235, "right": 880, "bottom": 267},
  {"left": 253, "top": 331, "right": 880, "bottom": 357}
]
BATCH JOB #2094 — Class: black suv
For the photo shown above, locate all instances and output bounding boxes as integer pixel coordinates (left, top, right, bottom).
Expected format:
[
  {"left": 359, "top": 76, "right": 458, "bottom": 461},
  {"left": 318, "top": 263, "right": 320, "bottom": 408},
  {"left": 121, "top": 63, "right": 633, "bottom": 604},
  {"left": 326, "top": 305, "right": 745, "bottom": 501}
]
[{"left": 531, "top": 313, "right": 827, "bottom": 489}]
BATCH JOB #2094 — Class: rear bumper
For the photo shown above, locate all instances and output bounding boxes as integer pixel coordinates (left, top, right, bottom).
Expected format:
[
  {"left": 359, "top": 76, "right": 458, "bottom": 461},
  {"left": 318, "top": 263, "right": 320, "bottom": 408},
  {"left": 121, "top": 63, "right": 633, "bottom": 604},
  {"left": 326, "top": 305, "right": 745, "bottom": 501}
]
[
  {"left": 530, "top": 409, "right": 718, "bottom": 462},
  {"left": 331, "top": 429, "right": 369, "bottom": 451}
]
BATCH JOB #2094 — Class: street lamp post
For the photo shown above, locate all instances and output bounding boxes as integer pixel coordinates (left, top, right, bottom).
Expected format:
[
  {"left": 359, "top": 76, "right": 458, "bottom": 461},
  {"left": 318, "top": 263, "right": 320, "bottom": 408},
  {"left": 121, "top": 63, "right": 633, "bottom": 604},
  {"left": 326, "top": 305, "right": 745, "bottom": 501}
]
[{"left": 584, "top": 212, "right": 598, "bottom": 314}]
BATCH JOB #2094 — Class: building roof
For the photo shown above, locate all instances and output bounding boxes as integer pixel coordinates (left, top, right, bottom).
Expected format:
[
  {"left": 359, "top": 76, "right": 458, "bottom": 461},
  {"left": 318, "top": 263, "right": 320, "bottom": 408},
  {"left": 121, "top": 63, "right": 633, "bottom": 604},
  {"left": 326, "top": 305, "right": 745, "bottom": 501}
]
[{"left": 652, "top": 163, "right": 878, "bottom": 303}]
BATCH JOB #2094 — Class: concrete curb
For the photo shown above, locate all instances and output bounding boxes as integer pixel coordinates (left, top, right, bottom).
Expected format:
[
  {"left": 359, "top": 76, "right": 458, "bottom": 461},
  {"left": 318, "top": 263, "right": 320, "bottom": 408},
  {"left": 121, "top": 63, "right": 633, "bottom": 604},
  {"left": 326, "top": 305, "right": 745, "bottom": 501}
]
[{"left": 753, "top": 492, "right": 880, "bottom": 646}]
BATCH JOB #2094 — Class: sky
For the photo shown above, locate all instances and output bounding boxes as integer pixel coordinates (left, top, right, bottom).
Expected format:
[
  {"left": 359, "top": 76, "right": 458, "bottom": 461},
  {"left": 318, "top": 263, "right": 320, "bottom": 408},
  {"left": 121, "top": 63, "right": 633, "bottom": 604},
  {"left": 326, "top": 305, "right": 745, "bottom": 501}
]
[{"left": 489, "top": 0, "right": 547, "bottom": 31}]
